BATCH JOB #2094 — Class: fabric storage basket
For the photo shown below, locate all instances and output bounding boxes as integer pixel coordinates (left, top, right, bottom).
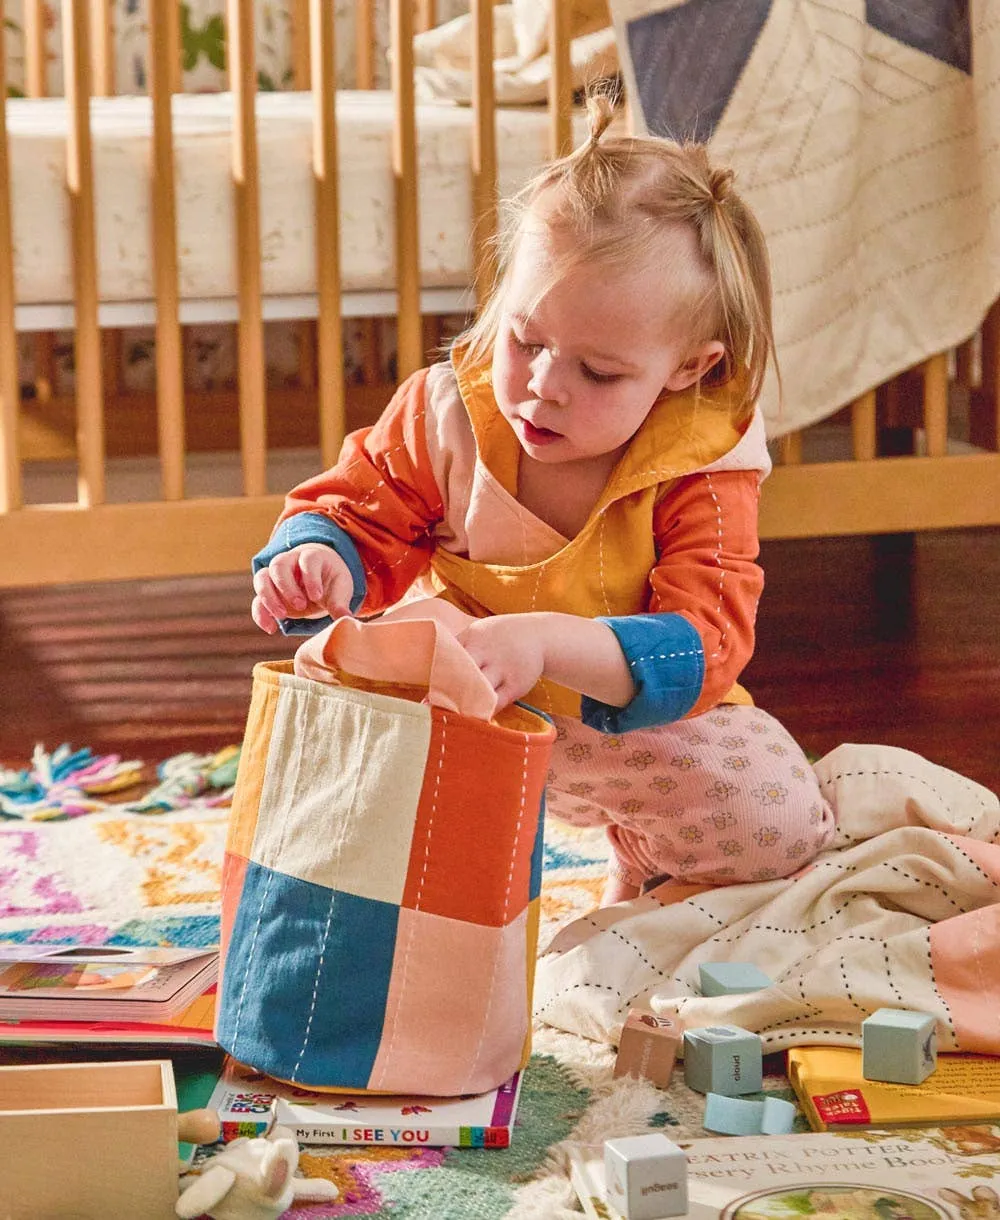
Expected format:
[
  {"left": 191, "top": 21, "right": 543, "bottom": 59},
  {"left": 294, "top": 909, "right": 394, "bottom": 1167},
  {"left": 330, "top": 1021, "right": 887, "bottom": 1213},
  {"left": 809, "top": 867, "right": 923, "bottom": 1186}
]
[{"left": 216, "top": 615, "right": 555, "bottom": 1097}]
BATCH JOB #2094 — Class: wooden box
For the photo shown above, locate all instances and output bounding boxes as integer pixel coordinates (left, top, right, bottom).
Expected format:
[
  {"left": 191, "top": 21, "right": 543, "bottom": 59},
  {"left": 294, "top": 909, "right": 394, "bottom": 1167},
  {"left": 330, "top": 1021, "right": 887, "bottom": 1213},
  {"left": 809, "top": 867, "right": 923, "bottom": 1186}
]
[{"left": 0, "top": 1059, "right": 179, "bottom": 1219}]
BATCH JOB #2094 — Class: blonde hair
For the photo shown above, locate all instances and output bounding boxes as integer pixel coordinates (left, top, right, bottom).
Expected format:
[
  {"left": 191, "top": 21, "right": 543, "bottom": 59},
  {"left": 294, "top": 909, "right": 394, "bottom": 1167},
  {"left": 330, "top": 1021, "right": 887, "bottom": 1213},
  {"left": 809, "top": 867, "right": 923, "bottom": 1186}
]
[{"left": 456, "top": 93, "right": 777, "bottom": 425}]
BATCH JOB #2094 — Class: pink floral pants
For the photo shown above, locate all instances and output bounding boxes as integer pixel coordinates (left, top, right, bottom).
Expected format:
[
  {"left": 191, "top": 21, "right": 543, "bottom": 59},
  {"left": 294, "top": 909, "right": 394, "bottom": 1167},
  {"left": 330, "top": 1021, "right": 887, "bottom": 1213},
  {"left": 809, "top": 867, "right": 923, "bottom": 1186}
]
[{"left": 545, "top": 704, "right": 836, "bottom": 887}]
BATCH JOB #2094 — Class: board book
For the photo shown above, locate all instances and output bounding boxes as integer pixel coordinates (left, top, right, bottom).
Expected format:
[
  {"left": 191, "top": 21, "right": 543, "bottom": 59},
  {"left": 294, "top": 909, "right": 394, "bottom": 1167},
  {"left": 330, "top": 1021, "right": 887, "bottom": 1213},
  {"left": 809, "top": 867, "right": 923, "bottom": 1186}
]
[
  {"left": 569, "top": 1126, "right": 1000, "bottom": 1219},
  {"left": 788, "top": 1047, "right": 1000, "bottom": 1131},
  {"left": 207, "top": 1055, "right": 523, "bottom": 1148},
  {"left": 0, "top": 944, "right": 217, "bottom": 1021},
  {"left": 0, "top": 985, "right": 218, "bottom": 1047}
]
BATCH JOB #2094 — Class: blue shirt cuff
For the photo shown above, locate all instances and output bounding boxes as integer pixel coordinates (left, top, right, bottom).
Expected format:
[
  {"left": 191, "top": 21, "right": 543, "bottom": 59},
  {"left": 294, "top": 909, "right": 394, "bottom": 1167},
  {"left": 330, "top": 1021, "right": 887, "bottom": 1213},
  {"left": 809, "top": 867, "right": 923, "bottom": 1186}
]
[
  {"left": 580, "top": 613, "right": 705, "bottom": 733},
  {"left": 251, "top": 512, "right": 367, "bottom": 635}
]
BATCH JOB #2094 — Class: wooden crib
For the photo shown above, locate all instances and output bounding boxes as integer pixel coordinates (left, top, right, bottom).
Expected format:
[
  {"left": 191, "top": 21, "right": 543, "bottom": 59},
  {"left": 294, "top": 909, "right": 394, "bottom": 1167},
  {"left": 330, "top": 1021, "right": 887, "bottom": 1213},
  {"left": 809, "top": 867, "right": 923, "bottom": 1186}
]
[{"left": 0, "top": 1, "right": 997, "bottom": 590}]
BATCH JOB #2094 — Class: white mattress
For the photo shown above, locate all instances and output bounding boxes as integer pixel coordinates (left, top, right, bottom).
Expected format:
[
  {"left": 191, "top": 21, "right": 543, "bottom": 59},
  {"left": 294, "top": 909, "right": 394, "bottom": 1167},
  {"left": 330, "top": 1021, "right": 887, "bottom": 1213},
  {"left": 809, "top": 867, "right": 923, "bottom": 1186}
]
[{"left": 6, "top": 91, "right": 588, "bottom": 307}]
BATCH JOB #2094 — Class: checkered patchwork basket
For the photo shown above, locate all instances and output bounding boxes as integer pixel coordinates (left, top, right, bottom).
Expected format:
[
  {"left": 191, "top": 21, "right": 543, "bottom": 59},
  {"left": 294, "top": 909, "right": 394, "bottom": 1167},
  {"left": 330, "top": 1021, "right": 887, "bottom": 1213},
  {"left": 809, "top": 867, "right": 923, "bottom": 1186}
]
[{"left": 216, "top": 657, "right": 555, "bottom": 1096}]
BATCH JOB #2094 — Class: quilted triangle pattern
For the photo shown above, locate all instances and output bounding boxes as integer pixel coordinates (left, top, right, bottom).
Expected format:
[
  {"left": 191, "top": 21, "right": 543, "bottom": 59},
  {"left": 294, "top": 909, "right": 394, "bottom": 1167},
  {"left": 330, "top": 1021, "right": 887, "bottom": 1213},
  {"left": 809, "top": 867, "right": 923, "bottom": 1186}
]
[
  {"left": 866, "top": 0, "right": 972, "bottom": 74},
  {"left": 625, "top": 0, "right": 774, "bottom": 142}
]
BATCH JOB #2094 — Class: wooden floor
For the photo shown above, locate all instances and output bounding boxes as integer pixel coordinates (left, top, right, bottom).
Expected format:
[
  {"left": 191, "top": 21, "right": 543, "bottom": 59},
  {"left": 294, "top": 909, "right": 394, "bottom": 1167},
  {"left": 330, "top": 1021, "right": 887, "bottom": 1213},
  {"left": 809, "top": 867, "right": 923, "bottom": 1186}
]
[{"left": 1, "top": 528, "right": 998, "bottom": 794}]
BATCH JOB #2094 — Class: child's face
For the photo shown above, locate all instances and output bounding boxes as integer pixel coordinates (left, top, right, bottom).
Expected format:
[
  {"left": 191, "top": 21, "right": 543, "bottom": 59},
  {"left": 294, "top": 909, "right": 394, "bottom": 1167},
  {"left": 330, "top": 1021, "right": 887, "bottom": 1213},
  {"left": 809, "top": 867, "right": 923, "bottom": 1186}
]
[{"left": 491, "top": 223, "right": 722, "bottom": 468}]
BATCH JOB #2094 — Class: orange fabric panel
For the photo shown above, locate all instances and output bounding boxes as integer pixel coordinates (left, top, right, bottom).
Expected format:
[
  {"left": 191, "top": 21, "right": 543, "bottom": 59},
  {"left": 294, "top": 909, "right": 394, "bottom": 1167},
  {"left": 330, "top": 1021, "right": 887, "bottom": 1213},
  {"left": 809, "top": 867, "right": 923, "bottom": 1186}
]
[
  {"left": 650, "top": 470, "right": 764, "bottom": 717},
  {"left": 218, "top": 850, "right": 248, "bottom": 977},
  {"left": 278, "top": 368, "right": 445, "bottom": 613},
  {"left": 402, "top": 709, "right": 550, "bottom": 927}
]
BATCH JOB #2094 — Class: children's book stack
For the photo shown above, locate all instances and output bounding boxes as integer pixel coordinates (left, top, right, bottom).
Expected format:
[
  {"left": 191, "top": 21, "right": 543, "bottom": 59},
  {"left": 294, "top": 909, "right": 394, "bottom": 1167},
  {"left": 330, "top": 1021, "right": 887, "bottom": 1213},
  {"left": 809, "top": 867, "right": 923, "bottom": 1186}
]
[{"left": 0, "top": 944, "right": 219, "bottom": 1047}]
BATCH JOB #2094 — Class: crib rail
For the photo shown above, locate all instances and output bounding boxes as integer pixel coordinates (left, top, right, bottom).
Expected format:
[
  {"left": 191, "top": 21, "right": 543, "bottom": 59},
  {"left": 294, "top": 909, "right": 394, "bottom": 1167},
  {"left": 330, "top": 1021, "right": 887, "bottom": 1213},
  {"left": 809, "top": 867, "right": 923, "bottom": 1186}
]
[{"left": 0, "top": 3, "right": 998, "bottom": 589}]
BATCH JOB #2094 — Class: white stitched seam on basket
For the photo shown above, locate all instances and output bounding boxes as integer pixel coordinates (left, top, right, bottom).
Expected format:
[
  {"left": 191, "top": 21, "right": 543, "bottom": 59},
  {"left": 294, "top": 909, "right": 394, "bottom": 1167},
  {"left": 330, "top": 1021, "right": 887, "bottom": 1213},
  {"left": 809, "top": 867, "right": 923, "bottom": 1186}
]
[
  {"left": 290, "top": 704, "right": 374, "bottom": 1080},
  {"left": 705, "top": 473, "right": 731, "bottom": 660},
  {"left": 370, "top": 711, "right": 447, "bottom": 1088},
  {"left": 466, "top": 732, "right": 530, "bottom": 1090},
  {"left": 230, "top": 684, "right": 307, "bottom": 1057}
]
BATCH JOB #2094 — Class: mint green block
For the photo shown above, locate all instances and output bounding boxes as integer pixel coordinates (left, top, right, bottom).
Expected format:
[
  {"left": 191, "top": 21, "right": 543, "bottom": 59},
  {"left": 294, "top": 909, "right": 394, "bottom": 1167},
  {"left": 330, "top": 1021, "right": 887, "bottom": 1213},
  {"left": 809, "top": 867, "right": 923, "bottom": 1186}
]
[
  {"left": 698, "top": 962, "right": 772, "bottom": 996},
  {"left": 683, "top": 1026, "right": 762, "bottom": 1096},
  {"left": 861, "top": 1007, "right": 937, "bottom": 1084}
]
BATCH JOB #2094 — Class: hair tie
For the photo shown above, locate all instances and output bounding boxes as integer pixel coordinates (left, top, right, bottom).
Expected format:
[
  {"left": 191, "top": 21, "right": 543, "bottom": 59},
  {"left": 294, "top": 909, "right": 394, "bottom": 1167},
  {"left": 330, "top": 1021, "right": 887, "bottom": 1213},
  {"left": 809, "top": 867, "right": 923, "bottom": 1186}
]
[{"left": 709, "top": 168, "right": 734, "bottom": 205}]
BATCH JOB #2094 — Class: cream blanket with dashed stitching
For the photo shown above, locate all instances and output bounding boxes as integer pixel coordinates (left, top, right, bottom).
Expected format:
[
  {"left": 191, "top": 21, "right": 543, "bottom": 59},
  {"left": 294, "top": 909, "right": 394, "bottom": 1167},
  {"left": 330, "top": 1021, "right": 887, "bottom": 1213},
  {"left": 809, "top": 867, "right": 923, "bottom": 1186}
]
[{"left": 534, "top": 743, "right": 1000, "bottom": 1056}]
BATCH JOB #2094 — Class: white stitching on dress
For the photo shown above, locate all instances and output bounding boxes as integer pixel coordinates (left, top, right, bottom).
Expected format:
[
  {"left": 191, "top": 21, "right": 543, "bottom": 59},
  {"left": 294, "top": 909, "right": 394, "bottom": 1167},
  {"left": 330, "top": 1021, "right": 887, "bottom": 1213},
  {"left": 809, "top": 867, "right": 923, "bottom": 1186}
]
[
  {"left": 597, "top": 511, "right": 612, "bottom": 615},
  {"left": 704, "top": 474, "right": 731, "bottom": 660}
]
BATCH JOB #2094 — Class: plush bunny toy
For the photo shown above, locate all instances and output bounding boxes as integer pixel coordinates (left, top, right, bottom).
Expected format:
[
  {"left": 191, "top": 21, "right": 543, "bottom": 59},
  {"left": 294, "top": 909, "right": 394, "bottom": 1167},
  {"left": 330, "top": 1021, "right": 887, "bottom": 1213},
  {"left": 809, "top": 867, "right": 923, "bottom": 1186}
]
[{"left": 175, "top": 1123, "right": 339, "bottom": 1220}]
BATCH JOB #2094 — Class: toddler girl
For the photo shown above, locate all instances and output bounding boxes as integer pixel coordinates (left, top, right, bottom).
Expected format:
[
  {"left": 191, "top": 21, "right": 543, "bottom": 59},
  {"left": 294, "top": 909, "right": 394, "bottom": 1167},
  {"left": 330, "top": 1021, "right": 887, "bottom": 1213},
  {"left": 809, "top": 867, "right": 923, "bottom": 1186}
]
[{"left": 251, "top": 95, "right": 835, "bottom": 906}]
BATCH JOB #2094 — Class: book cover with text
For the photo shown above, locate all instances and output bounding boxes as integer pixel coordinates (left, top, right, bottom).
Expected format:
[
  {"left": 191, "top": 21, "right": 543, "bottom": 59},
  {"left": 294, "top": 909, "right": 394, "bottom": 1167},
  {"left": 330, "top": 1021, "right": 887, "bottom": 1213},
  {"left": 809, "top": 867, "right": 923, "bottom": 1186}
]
[
  {"left": 788, "top": 1047, "right": 1000, "bottom": 1131},
  {"left": 208, "top": 1055, "right": 523, "bottom": 1148},
  {"left": 569, "top": 1126, "right": 1000, "bottom": 1219}
]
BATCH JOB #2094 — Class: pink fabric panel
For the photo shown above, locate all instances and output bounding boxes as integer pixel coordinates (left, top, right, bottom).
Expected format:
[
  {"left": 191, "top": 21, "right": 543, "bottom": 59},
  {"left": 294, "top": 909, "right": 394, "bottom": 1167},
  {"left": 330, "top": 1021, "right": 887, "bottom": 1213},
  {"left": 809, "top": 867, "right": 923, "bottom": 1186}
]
[
  {"left": 368, "top": 905, "right": 530, "bottom": 1096},
  {"left": 930, "top": 904, "right": 1000, "bottom": 1054}
]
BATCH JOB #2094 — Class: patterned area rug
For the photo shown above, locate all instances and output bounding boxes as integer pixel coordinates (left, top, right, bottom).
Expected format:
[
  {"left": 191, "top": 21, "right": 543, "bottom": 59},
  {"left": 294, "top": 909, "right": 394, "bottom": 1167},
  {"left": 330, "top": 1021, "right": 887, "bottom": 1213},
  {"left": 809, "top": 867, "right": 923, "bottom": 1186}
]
[{"left": 0, "top": 749, "right": 802, "bottom": 1219}]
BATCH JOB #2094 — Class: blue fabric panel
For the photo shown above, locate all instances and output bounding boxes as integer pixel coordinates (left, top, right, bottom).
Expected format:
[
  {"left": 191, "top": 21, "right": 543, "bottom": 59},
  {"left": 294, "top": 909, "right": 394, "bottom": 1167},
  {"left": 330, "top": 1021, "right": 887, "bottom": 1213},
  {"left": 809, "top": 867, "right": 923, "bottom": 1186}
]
[
  {"left": 528, "top": 790, "right": 547, "bottom": 901},
  {"left": 626, "top": 0, "right": 772, "bottom": 142},
  {"left": 581, "top": 612, "right": 705, "bottom": 734},
  {"left": 217, "top": 862, "right": 398, "bottom": 1088},
  {"left": 251, "top": 511, "right": 368, "bottom": 633},
  {"left": 866, "top": 0, "right": 971, "bottom": 74}
]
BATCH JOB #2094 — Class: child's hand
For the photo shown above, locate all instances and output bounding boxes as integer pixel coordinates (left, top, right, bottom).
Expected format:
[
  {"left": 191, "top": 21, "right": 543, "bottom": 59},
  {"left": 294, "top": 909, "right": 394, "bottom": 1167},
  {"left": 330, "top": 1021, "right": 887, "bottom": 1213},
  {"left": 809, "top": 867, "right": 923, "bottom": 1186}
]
[
  {"left": 456, "top": 616, "right": 546, "bottom": 710},
  {"left": 251, "top": 543, "right": 354, "bottom": 634}
]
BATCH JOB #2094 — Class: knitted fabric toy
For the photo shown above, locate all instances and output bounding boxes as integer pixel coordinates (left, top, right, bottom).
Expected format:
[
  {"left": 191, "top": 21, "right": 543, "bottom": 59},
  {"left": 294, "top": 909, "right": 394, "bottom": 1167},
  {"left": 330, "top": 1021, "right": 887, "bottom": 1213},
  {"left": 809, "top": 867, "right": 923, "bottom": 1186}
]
[{"left": 176, "top": 1123, "right": 338, "bottom": 1220}]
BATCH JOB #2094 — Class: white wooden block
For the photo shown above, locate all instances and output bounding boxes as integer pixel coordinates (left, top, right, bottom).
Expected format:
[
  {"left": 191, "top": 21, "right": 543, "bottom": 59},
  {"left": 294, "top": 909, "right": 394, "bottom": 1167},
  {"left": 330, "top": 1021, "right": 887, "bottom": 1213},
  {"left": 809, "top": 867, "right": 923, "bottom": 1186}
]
[{"left": 604, "top": 1132, "right": 688, "bottom": 1219}]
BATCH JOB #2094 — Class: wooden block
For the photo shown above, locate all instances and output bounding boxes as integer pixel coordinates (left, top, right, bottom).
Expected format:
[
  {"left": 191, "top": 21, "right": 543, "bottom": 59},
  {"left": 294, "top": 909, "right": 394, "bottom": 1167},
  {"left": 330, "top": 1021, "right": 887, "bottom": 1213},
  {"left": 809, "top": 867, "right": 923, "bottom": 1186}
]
[
  {"left": 862, "top": 1008, "right": 937, "bottom": 1085},
  {"left": 683, "top": 1026, "right": 763, "bottom": 1096},
  {"left": 604, "top": 1132, "right": 688, "bottom": 1219},
  {"left": 613, "top": 1011, "right": 682, "bottom": 1088},
  {"left": 0, "top": 1059, "right": 179, "bottom": 1219},
  {"left": 698, "top": 962, "right": 772, "bottom": 997}
]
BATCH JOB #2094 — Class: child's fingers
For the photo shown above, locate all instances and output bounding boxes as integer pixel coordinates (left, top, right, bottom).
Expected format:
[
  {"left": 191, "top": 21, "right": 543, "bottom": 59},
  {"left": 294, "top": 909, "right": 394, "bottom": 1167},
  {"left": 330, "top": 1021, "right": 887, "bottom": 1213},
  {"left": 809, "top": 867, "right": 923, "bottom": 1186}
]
[
  {"left": 250, "top": 595, "right": 278, "bottom": 635},
  {"left": 266, "top": 558, "right": 308, "bottom": 612},
  {"left": 252, "top": 569, "right": 288, "bottom": 622},
  {"left": 295, "top": 548, "right": 329, "bottom": 603}
]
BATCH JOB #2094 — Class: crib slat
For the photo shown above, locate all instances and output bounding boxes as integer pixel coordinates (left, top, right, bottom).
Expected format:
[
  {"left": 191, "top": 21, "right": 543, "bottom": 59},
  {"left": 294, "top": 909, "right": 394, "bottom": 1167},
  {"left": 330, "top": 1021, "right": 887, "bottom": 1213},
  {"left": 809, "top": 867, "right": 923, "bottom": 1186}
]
[
  {"left": 416, "top": 0, "right": 437, "bottom": 34},
  {"left": 24, "top": 0, "right": 56, "bottom": 406},
  {"left": 24, "top": 0, "right": 48, "bottom": 98},
  {"left": 91, "top": 0, "right": 116, "bottom": 97},
  {"left": 471, "top": 0, "right": 498, "bottom": 304},
  {"left": 549, "top": 0, "right": 573, "bottom": 159},
  {"left": 391, "top": 0, "right": 422, "bottom": 378},
  {"left": 291, "top": 0, "right": 311, "bottom": 89},
  {"left": 0, "top": 40, "right": 22, "bottom": 513},
  {"left": 311, "top": 0, "right": 347, "bottom": 469},
  {"left": 955, "top": 336, "right": 976, "bottom": 389},
  {"left": 228, "top": 0, "right": 268, "bottom": 497},
  {"left": 356, "top": 0, "right": 376, "bottom": 89},
  {"left": 167, "top": 0, "right": 183, "bottom": 94},
  {"left": 150, "top": 0, "right": 186, "bottom": 501},
  {"left": 921, "top": 353, "right": 949, "bottom": 458},
  {"left": 850, "top": 390, "right": 877, "bottom": 461},
  {"left": 975, "top": 299, "right": 1000, "bottom": 451},
  {"left": 779, "top": 431, "right": 803, "bottom": 465},
  {"left": 64, "top": 0, "right": 106, "bottom": 507}
]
